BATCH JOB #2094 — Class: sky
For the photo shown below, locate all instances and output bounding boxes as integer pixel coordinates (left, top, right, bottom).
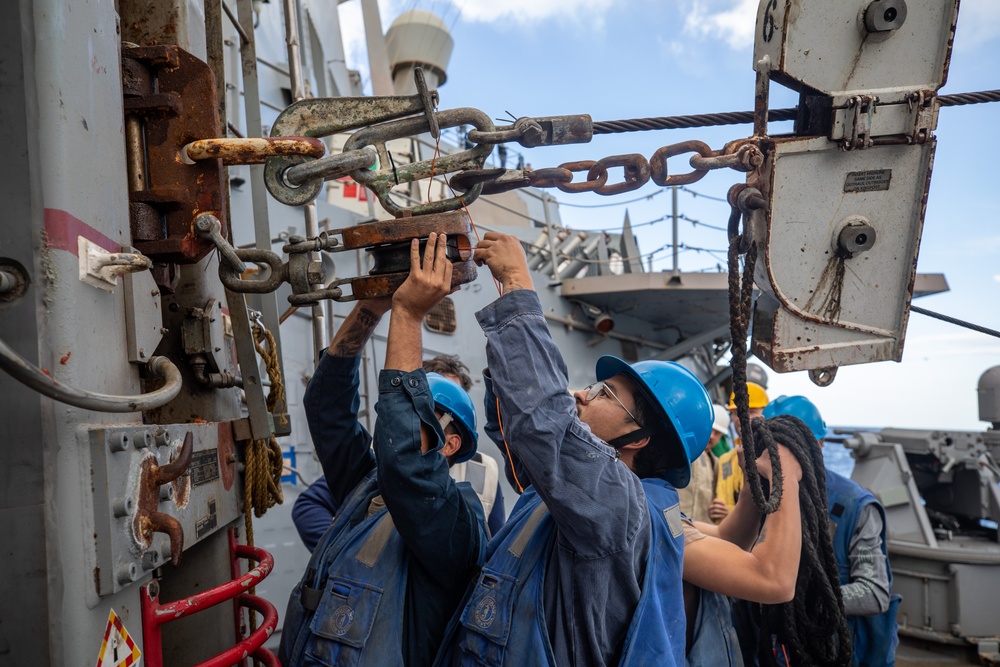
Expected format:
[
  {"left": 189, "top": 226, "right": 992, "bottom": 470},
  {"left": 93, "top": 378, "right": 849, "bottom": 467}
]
[{"left": 335, "top": 0, "right": 1000, "bottom": 432}]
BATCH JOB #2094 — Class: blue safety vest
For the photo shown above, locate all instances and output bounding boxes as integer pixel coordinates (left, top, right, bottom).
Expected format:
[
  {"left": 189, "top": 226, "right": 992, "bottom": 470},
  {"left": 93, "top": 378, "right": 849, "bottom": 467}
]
[
  {"left": 686, "top": 587, "right": 744, "bottom": 666},
  {"left": 826, "top": 470, "right": 900, "bottom": 667},
  {"left": 279, "top": 471, "right": 409, "bottom": 666},
  {"left": 438, "top": 479, "right": 686, "bottom": 666}
]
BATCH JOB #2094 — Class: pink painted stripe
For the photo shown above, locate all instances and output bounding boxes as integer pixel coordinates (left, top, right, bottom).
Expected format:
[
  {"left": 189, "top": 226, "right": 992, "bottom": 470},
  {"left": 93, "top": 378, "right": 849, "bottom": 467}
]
[{"left": 44, "top": 209, "right": 121, "bottom": 255}]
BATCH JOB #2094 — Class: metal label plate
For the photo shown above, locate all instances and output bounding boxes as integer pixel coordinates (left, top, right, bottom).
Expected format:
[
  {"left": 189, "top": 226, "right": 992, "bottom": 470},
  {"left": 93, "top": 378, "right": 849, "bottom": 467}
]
[
  {"left": 844, "top": 169, "right": 892, "bottom": 193},
  {"left": 189, "top": 448, "right": 220, "bottom": 487}
]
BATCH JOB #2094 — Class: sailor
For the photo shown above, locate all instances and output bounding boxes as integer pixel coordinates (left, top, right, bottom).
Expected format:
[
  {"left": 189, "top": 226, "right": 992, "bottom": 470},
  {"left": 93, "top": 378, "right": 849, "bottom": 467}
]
[
  {"left": 763, "top": 395, "right": 900, "bottom": 667},
  {"left": 680, "top": 418, "right": 804, "bottom": 667},
  {"left": 710, "top": 382, "right": 769, "bottom": 522},
  {"left": 435, "top": 231, "right": 713, "bottom": 667},
  {"left": 678, "top": 404, "right": 730, "bottom": 524},
  {"left": 279, "top": 233, "right": 488, "bottom": 667},
  {"left": 291, "top": 354, "right": 506, "bottom": 550}
]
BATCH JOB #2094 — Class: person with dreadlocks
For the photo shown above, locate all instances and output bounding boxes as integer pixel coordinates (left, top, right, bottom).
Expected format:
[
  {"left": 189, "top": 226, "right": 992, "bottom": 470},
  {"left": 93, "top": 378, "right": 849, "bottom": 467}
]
[
  {"left": 680, "top": 414, "right": 804, "bottom": 666},
  {"left": 764, "top": 396, "right": 900, "bottom": 667},
  {"left": 435, "top": 231, "right": 714, "bottom": 667}
]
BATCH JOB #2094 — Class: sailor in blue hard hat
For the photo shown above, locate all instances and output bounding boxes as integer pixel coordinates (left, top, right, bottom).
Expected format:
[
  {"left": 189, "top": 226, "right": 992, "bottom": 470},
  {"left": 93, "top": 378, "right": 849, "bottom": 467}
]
[
  {"left": 763, "top": 395, "right": 899, "bottom": 667},
  {"left": 436, "top": 231, "right": 715, "bottom": 667},
  {"left": 280, "top": 233, "right": 488, "bottom": 667},
  {"left": 426, "top": 371, "right": 478, "bottom": 462}
]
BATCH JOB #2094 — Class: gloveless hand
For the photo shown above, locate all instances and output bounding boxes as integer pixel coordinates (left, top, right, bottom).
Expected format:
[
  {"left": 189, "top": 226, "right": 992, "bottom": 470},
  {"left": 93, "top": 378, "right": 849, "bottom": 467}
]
[{"left": 392, "top": 232, "right": 455, "bottom": 319}]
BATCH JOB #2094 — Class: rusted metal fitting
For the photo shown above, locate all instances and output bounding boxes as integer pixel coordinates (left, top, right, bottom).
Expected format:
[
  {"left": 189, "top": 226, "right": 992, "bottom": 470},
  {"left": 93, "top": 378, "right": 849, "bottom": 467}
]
[
  {"left": 587, "top": 154, "right": 651, "bottom": 196},
  {"left": 528, "top": 168, "right": 574, "bottom": 189},
  {"left": 220, "top": 248, "right": 287, "bottom": 294},
  {"left": 135, "top": 431, "right": 193, "bottom": 566},
  {"left": 556, "top": 160, "right": 607, "bottom": 194},
  {"left": 467, "top": 117, "right": 544, "bottom": 145},
  {"left": 182, "top": 137, "right": 325, "bottom": 165},
  {"left": 195, "top": 213, "right": 247, "bottom": 274},
  {"left": 267, "top": 147, "right": 377, "bottom": 208},
  {"left": 689, "top": 144, "right": 764, "bottom": 173},
  {"left": 345, "top": 107, "right": 495, "bottom": 216},
  {"left": 650, "top": 140, "right": 713, "bottom": 187},
  {"left": 449, "top": 168, "right": 512, "bottom": 194}
]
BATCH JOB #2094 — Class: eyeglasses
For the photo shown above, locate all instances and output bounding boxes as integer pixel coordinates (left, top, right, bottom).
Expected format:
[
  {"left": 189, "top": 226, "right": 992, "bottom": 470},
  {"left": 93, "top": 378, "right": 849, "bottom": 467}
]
[{"left": 584, "top": 381, "right": 639, "bottom": 424}]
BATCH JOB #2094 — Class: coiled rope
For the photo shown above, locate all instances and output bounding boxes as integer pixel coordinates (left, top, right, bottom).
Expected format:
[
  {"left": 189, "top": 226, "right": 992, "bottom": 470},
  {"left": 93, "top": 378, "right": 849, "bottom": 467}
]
[{"left": 750, "top": 415, "right": 852, "bottom": 667}]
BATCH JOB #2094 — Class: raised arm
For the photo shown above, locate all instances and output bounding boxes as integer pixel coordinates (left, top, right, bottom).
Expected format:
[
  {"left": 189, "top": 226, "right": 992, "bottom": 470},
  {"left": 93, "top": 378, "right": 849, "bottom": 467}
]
[
  {"left": 374, "top": 233, "right": 486, "bottom": 583},
  {"left": 304, "top": 297, "right": 390, "bottom": 505},
  {"left": 682, "top": 444, "right": 803, "bottom": 604},
  {"left": 473, "top": 232, "right": 646, "bottom": 558}
]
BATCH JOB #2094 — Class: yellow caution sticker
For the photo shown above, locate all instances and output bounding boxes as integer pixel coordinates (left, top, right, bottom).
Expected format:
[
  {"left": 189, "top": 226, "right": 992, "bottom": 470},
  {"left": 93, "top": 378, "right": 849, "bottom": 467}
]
[{"left": 95, "top": 609, "right": 142, "bottom": 667}]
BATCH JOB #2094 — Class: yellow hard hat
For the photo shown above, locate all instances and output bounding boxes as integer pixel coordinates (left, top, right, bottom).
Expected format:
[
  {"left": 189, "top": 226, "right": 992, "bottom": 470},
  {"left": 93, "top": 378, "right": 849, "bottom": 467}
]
[{"left": 728, "top": 382, "right": 769, "bottom": 410}]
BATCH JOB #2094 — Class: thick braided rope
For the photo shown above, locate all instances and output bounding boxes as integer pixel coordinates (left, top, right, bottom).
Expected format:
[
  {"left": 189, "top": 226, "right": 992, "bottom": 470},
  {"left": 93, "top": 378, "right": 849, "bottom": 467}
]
[
  {"left": 753, "top": 415, "right": 852, "bottom": 667},
  {"left": 727, "top": 205, "right": 782, "bottom": 514}
]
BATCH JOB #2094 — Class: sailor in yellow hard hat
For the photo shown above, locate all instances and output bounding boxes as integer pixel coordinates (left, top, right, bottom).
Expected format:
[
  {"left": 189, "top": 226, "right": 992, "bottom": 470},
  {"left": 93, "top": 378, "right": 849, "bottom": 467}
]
[{"left": 709, "top": 382, "right": 769, "bottom": 522}]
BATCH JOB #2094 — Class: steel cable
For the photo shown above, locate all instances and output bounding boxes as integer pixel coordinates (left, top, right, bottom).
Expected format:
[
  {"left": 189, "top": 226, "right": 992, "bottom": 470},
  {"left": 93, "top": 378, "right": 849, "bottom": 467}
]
[{"left": 593, "top": 90, "right": 1000, "bottom": 135}]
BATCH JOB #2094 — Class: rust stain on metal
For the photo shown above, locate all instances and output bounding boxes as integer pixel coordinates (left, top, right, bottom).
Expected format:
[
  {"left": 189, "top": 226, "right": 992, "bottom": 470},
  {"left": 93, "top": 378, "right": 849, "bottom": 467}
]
[
  {"left": 59, "top": 352, "right": 71, "bottom": 365},
  {"left": 341, "top": 210, "right": 472, "bottom": 250},
  {"left": 185, "top": 137, "right": 325, "bottom": 165},
  {"left": 352, "top": 260, "right": 477, "bottom": 301},
  {"left": 123, "top": 45, "right": 227, "bottom": 265},
  {"left": 134, "top": 431, "right": 193, "bottom": 566}
]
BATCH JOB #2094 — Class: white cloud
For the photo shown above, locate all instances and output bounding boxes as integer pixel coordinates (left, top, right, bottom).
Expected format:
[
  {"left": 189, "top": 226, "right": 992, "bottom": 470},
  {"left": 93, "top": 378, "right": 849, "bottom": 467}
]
[
  {"left": 682, "top": 0, "right": 758, "bottom": 50},
  {"left": 954, "top": 0, "right": 1000, "bottom": 50},
  {"left": 452, "top": 0, "right": 615, "bottom": 25}
]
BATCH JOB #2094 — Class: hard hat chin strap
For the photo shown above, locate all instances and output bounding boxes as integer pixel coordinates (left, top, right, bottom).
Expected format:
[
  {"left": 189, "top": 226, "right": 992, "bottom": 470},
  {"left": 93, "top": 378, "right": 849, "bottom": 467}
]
[{"left": 606, "top": 427, "right": 653, "bottom": 452}]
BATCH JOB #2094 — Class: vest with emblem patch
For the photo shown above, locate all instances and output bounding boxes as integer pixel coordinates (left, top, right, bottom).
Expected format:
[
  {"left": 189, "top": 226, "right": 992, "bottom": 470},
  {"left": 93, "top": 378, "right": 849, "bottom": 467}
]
[
  {"left": 826, "top": 470, "right": 900, "bottom": 667},
  {"left": 279, "top": 471, "right": 409, "bottom": 666},
  {"left": 436, "top": 478, "right": 686, "bottom": 667}
]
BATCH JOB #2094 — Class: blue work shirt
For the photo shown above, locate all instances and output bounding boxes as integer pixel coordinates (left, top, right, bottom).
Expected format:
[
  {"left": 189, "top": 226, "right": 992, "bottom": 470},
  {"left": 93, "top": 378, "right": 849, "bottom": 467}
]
[
  {"left": 475, "top": 289, "right": 656, "bottom": 666},
  {"left": 303, "top": 352, "right": 487, "bottom": 666}
]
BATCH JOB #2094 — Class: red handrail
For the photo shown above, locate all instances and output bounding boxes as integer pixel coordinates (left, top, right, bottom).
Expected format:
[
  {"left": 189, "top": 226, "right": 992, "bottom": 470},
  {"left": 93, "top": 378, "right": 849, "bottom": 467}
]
[{"left": 141, "top": 532, "right": 280, "bottom": 667}]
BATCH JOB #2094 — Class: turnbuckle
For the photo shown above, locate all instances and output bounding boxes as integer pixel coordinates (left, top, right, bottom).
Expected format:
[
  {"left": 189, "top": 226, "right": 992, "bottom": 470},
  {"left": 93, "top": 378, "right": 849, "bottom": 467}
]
[{"left": 218, "top": 210, "right": 478, "bottom": 304}]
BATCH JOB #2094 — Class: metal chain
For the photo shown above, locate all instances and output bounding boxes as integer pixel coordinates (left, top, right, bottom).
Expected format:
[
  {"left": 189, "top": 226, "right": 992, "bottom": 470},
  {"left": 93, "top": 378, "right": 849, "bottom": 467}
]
[
  {"left": 592, "top": 89, "right": 1000, "bottom": 135},
  {"left": 450, "top": 140, "right": 763, "bottom": 196}
]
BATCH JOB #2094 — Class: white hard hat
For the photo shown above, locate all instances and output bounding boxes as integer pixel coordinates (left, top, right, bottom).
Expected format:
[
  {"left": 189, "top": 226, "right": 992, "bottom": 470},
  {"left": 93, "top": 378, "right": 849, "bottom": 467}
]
[{"left": 712, "top": 404, "right": 731, "bottom": 434}]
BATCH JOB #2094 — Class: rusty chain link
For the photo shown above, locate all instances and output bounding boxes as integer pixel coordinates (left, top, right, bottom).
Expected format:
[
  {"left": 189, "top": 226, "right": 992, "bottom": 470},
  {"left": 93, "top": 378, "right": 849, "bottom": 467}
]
[{"left": 449, "top": 139, "right": 764, "bottom": 197}]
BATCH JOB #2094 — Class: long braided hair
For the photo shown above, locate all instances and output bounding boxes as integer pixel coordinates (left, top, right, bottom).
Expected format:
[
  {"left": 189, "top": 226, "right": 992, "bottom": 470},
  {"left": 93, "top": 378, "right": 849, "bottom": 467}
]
[{"left": 747, "top": 415, "right": 852, "bottom": 667}]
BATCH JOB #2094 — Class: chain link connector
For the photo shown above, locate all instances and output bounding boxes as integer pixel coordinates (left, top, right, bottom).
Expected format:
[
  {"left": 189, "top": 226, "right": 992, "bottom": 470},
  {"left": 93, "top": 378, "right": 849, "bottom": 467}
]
[
  {"left": 182, "top": 137, "right": 325, "bottom": 166},
  {"left": 449, "top": 168, "right": 530, "bottom": 195},
  {"left": 649, "top": 140, "right": 713, "bottom": 186},
  {"left": 726, "top": 184, "right": 767, "bottom": 255},
  {"left": 588, "top": 154, "right": 651, "bottom": 195},
  {"left": 517, "top": 115, "right": 593, "bottom": 147},
  {"left": 344, "top": 107, "right": 495, "bottom": 216},
  {"left": 527, "top": 168, "right": 574, "bottom": 188},
  {"left": 555, "top": 160, "right": 607, "bottom": 193},
  {"left": 220, "top": 248, "right": 287, "bottom": 294},
  {"left": 689, "top": 143, "right": 764, "bottom": 173}
]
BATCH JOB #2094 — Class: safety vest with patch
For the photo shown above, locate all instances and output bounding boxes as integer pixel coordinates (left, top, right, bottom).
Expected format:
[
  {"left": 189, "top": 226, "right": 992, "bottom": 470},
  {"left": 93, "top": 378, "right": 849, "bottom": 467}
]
[
  {"left": 279, "top": 471, "right": 408, "bottom": 667},
  {"left": 826, "top": 470, "right": 900, "bottom": 667},
  {"left": 437, "top": 479, "right": 686, "bottom": 666}
]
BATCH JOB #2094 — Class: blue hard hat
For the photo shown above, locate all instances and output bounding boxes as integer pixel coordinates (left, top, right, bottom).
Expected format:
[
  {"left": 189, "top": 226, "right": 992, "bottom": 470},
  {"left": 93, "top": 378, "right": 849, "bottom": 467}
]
[
  {"left": 595, "top": 356, "right": 713, "bottom": 488},
  {"left": 427, "top": 372, "right": 478, "bottom": 463},
  {"left": 763, "top": 395, "right": 827, "bottom": 441}
]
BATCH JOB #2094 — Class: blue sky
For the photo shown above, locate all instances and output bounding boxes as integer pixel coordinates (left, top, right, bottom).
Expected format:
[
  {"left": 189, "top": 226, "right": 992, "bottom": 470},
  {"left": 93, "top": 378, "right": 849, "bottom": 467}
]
[{"left": 339, "top": 0, "right": 1000, "bottom": 431}]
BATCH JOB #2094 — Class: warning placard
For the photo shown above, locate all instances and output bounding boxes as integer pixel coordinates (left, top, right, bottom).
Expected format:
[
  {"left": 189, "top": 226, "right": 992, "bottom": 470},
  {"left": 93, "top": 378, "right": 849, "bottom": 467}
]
[{"left": 95, "top": 609, "right": 141, "bottom": 667}]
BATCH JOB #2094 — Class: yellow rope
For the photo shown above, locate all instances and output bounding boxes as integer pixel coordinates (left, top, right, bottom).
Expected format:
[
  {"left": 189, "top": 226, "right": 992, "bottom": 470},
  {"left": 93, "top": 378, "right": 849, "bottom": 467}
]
[{"left": 241, "top": 324, "right": 287, "bottom": 602}]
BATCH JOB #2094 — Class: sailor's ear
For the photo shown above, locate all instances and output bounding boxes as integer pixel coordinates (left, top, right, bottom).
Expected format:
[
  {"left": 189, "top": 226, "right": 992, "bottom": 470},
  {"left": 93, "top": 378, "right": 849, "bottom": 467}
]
[
  {"left": 441, "top": 431, "right": 463, "bottom": 458},
  {"left": 617, "top": 435, "right": 651, "bottom": 452}
]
